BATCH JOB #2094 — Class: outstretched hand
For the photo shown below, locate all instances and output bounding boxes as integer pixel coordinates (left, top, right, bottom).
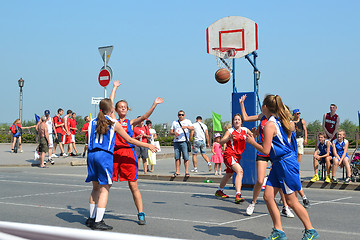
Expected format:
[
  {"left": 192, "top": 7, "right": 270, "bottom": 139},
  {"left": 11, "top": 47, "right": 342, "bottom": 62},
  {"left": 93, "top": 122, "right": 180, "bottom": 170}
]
[
  {"left": 148, "top": 144, "right": 158, "bottom": 153},
  {"left": 113, "top": 80, "right": 121, "bottom": 87},
  {"left": 239, "top": 94, "right": 247, "bottom": 103},
  {"left": 154, "top": 97, "right": 164, "bottom": 104}
]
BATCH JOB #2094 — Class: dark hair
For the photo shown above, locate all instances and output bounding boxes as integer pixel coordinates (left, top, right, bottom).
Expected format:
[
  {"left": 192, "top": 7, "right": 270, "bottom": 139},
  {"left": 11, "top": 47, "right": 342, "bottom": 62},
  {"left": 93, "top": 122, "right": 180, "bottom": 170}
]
[
  {"left": 196, "top": 116, "right": 202, "bottom": 120},
  {"left": 330, "top": 103, "right": 337, "bottom": 108},
  {"left": 232, "top": 113, "right": 243, "bottom": 124},
  {"left": 318, "top": 132, "right": 326, "bottom": 137},
  {"left": 57, "top": 108, "right": 63, "bottom": 113},
  {"left": 115, "top": 100, "right": 131, "bottom": 111},
  {"left": 263, "top": 94, "right": 292, "bottom": 136},
  {"left": 84, "top": 116, "right": 89, "bottom": 121},
  {"left": 72, "top": 112, "right": 76, "bottom": 116},
  {"left": 96, "top": 98, "right": 114, "bottom": 135},
  {"left": 146, "top": 120, "right": 152, "bottom": 125},
  {"left": 178, "top": 110, "right": 185, "bottom": 114},
  {"left": 67, "top": 110, "right": 72, "bottom": 115}
]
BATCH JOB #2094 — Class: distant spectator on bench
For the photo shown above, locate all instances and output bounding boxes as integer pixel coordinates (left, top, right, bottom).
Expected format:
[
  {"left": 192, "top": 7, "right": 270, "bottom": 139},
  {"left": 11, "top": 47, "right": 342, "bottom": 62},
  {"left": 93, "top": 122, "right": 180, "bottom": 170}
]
[
  {"left": 311, "top": 133, "right": 332, "bottom": 183},
  {"left": 332, "top": 130, "right": 351, "bottom": 184}
]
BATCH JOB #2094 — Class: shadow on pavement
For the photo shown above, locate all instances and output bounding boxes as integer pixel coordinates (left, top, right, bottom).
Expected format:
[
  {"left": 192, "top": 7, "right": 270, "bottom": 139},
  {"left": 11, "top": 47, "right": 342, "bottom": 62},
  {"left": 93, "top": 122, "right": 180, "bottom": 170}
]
[{"left": 194, "top": 225, "right": 263, "bottom": 239}]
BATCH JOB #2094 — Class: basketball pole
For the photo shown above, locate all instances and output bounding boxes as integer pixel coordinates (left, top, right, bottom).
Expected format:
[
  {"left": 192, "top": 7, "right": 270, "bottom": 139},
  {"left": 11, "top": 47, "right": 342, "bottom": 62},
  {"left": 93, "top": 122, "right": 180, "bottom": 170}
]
[
  {"left": 232, "top": 58, "right": 236, "bottom": 93},
  {"left": 104, "top": 50, "right": 107, "bottom": 98},
  {"left": 245, "top": 52, "right": 261, "bottom": 115}
]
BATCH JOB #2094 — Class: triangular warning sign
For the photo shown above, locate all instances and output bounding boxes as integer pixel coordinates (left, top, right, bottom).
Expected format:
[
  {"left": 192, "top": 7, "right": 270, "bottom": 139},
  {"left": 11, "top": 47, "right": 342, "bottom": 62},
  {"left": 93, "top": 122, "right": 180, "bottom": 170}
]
[{"left": 98, "top": 46, "right": 114, "bottom": 63}]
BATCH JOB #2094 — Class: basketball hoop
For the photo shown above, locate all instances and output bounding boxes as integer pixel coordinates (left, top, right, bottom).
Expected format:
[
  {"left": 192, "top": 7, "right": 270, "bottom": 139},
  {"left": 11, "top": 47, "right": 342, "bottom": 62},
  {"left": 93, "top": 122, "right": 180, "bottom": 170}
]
[{"left": 212, "top": 48, "right": 236, "bottom": 72}]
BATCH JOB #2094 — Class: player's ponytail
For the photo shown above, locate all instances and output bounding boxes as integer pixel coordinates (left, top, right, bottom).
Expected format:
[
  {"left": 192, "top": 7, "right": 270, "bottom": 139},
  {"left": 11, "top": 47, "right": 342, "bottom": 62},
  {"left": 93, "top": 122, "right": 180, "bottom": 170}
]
[
  {"left": 263, "top": 95, "right": 292, "bottom": 137},
  {"left": 96, "top": 98, "right": 114, "bottom": 135}
]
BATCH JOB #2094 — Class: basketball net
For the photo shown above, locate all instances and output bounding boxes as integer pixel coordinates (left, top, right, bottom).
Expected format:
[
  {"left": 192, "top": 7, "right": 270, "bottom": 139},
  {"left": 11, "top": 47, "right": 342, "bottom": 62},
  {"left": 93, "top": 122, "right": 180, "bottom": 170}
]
[{"left": 213, "top": 48, "right": 236, "bottom": 72}]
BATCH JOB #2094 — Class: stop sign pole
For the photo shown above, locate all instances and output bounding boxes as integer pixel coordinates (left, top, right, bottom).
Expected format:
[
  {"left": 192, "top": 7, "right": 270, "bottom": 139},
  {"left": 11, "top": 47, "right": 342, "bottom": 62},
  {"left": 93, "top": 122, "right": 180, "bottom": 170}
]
[{"left": 98, "top": 46, "right": 114, "bottom": 98}]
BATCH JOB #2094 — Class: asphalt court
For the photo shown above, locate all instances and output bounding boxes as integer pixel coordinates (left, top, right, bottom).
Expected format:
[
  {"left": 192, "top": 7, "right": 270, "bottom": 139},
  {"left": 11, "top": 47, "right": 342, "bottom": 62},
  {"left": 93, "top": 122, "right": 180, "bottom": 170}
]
[{"left": 0, "top": 166, "right": 359, "bottom": 240}]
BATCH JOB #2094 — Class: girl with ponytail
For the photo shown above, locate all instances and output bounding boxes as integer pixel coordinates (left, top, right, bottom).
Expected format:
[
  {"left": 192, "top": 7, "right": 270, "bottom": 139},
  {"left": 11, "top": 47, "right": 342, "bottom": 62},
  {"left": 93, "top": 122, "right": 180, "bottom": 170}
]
[
  {"left": 85, "top": 93, "right": 158, "bottom": 230},
  {"left": 246, "top": 94, "right": 319, "bottom": 240}
]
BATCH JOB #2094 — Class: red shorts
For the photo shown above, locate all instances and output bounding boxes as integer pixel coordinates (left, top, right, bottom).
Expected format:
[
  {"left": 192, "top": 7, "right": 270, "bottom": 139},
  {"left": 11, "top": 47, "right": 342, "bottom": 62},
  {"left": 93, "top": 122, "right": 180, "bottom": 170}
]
[
  {"left": 113, "top": 148, "right": 138, "bottom": 182},
  {"left": 224, "top": 154, "right": 241, "bottom": 174},
  {"left": 63, "top": 134, "right": 72, "bottom": 144}
]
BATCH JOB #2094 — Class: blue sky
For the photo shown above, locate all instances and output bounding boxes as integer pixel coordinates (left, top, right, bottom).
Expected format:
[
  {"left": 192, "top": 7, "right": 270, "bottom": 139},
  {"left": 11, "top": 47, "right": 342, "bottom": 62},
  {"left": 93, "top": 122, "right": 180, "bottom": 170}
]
[{"left": 1, "top": 0, "right": 359, "bottom": 126}]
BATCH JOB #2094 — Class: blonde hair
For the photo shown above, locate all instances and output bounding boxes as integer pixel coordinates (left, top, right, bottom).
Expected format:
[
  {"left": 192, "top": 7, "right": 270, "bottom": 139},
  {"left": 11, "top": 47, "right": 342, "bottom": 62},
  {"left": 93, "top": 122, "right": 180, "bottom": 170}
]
[
  {"left": 263, "top": 94, "right": 292, "bottom": 136},
  {"left": 338, "top": 129, "right": 346, "bottom": 136},
  {"left": 96, "top": 98, "right": 114, "bottom": 135},
  {"left": 13, "top": 119, "right": 21, "bottom": 125},
  {"left": 224, "top": 123, "right": 232, "bottom": 130}
]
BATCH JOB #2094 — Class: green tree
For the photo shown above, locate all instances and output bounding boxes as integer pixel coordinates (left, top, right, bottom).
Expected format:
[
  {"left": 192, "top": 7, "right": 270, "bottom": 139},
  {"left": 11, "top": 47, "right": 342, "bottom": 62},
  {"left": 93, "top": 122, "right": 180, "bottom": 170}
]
[
  {"left": 306, "top": 120, "right": 322, "bottom": 133},
  {"left": 339, "top": 119, "right": 358, "bottom": 133}
]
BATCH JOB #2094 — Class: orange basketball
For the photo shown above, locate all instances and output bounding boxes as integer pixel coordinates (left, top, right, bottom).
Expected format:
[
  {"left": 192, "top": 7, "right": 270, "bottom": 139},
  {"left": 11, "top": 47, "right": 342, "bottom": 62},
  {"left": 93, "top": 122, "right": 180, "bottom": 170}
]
[{"left": 215, "top": 68, "right": 231, "bottom": 84}]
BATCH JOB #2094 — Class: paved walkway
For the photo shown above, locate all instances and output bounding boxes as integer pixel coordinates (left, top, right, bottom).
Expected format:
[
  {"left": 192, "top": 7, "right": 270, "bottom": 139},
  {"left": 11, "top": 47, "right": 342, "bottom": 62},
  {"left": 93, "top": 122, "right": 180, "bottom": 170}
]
[{"left": 1, "top": 143, "right": 359, "bottom": 190}]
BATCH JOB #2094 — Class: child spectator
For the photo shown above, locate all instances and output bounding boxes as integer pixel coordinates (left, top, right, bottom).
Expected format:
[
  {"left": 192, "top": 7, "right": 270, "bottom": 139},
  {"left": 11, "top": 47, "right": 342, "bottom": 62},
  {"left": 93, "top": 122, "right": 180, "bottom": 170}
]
[
  {"left": 81, "top": 116, "right": 90, "bottom": 158},
  {"left": 210, "top": 133, "right": 224, "bottom": 175},
  {"left": 332, "top": 130, "right": 351, "bottom": 184},
  {"left": 311, "top": 132, "right": 333, "bottom": 183}
]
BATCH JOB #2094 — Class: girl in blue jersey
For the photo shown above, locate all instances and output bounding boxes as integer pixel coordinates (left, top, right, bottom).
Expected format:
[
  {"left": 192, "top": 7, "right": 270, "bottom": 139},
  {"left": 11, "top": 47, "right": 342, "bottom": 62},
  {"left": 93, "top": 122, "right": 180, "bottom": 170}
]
[
  {"left": 85, "top": 98, "right": 157, "bottom": 230},
  {"left": 246, "top": 95, "right": 318, "bottom": 240},
  {"left": 332, "top": 130, "right": 351, "bottom": 184}
]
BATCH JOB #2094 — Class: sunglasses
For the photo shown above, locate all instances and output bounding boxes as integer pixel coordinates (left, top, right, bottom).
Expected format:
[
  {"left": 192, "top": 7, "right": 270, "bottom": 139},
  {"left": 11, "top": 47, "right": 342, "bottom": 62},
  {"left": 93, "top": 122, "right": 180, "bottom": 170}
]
[
  {"left": 296, "top": 113, "right": 301, "bottom": 115},
  {"left": 178, "top": 114, "right": 184, "bottom": 116}
]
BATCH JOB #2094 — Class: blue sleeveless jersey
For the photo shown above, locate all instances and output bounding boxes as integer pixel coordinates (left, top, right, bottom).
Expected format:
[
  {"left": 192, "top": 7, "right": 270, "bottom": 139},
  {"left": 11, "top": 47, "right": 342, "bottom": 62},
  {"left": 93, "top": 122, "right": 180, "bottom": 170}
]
[
  {"left": 318, "top": 139, "right": 331, "bottom": 156},
  {"left": 88, "top": 115, "right": 116, "bottom": 154},
  {"left": 268, "top": 116, "right": 297, "bottom": 162},
  {"left": 332, "top": 139, "right": 349, "bottom": 158}
]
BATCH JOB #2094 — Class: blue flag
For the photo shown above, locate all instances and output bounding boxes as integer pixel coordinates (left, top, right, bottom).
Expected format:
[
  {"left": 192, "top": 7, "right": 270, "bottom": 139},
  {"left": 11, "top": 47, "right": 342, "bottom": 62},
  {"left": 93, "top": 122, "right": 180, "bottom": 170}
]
[{"left": 35, "top": 114, "right": 40, "bottom": 123}]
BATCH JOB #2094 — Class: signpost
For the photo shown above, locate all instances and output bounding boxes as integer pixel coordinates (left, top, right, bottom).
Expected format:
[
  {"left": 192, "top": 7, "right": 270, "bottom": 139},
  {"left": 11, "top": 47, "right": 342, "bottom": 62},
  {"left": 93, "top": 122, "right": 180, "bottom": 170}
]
[
  {"left": 98, "top": 45, "right": 114, "bottom": 97},
  {"left": 91, "top": 97, "right": 104, "bottom": 116}
]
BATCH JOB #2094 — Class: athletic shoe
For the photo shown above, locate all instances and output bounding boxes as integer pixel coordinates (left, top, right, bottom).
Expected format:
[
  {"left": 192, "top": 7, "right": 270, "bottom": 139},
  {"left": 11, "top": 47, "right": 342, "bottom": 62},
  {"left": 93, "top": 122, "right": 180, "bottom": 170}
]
[
  {"left": 345, "top": 177, "right": 351, "bottom": 184},
  {"left": 70, "top": 152, "right": 76, "bottom": 156},
  {"left": 91, "top": 220, "right": 113, "bottom": 230},
  {"left": 190, "top": 168, "right": 198, "bottom": 173},
  {"left": 85, "top": 217, "right": 95, "bottom": 227},
  {"left": 82, "top": 152, "right": 86, "bottom": 158},
  {"left": 325, "top": 175, "right": 331, "bottom": 183},
  {"left": 137, "top": 212, "right": 146, "bottom": 225},
  {"left": 20, "top": 150, "right": 23, "bottom": 153},
  {"left": 301, "top": 229, "right": 319, "bottom": 240},
  {"left": 11, "top": 149, "right": 14, "bottom": 153},
  {"left": 264, "top": 228, "right": 287, "bottom": 240},
  {"left": 303, "top": 198, "right": 310, "bottom": 208},
  {"left": 215, "top": 172, "right": 218, "bottom": 176},
  {"left": 51, "top": 154, "right": 59, "bottom": 158},
  {"left": 310, "top": 174, "right": 319, "bottom": 182},
  {"left": 49, "top": 159, "right": 55, "bottom": 165},
  {"left": 208, "top": 163, "right": 212, "bottom": 172},
  {"left": 62, "top": 153, "right": 68, "bottom": 157},
  {"left": 332, "top": 177, "right": 338, "bottom": 183},
  {"left": 281, "top": 206, "right": 295, "bottom": 218},
  {"left": 235, "top": 193, "right": 245, "bottom": 204},
  {"left": 215, "top": 190, "right": 229, "bottom": 198},
  {"left": 246, "top": 202, "right": 256, "bottom": 216}
]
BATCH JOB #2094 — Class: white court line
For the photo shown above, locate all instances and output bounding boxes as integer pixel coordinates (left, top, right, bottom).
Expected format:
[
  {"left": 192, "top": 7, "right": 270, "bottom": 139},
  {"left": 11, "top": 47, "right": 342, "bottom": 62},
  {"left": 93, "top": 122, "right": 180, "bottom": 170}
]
[
  {"left": 0, "top": 189, "right": 88, "bottom": 200},
  {"left": 284, "top": 226, "right": 360, "bottom": 237},
  {"left": 218, "top": 214, "right": 268, "bottom": 226}
]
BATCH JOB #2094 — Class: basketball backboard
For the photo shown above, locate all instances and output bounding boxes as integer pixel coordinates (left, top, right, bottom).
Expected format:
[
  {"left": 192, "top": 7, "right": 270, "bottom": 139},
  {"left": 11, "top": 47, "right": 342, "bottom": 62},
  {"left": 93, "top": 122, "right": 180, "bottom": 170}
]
[{"left": 206, "top": 16, "right": 258, "bottom": 59}]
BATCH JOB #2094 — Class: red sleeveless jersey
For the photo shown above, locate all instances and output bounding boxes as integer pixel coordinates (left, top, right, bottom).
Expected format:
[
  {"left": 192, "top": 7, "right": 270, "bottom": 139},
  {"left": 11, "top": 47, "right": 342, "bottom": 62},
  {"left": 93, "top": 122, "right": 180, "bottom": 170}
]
[
  {"left": 114, "top": 119, "right": 135, "bottom": 149},
  {"left": 324, "top": 113, "right": 338, "bottom": 135},
  {"left": 224, "top": 127, "right": 247, "bottom": 158}
]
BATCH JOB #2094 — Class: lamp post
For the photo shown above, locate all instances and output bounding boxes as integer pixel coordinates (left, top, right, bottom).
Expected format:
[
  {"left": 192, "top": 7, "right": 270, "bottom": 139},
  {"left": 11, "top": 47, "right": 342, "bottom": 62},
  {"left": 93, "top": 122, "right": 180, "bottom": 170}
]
[{"left": 18, "top": 78, "right": 24, "bottom": 123}]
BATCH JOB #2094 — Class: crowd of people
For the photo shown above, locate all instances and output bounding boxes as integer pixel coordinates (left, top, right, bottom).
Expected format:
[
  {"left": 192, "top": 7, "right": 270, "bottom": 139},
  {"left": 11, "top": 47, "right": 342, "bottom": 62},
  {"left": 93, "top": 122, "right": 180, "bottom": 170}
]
[{"left": 14, "top": 82, "right": 354, "bottom": 239}]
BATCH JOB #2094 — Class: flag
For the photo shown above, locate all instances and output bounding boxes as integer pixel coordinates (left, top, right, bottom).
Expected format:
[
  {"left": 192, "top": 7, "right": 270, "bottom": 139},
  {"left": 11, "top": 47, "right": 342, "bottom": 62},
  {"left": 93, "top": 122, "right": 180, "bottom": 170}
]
[
  {"left": 34, "top": 114, "right": 40, "bottom": 123},
  {"left": 90, "top": 113, "right": 92, "bottom": 120},
  {"left": 212, "top": 111, "right": 222, "bottom": 131}
]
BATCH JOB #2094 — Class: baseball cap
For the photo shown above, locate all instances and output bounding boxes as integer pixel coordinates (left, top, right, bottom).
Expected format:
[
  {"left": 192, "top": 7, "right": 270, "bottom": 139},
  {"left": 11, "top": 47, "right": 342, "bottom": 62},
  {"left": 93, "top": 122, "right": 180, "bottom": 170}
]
[
  {"left": 44, "top": 110, "right": 50, "bottom": 115},
  {"left": 214, "top": 133, "right": 221, "bottom": 138},
  {"left": 293, "top": 109, "right": 300, "bottom": 115}
]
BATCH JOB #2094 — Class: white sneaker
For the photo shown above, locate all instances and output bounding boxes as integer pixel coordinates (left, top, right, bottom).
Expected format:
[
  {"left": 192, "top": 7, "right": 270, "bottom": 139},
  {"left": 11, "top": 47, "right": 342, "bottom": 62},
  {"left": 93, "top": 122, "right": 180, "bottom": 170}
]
[
  {"left": 281, "top": 206, "right": 295, "bottom": 218},
  {"left": 63, "top": 153, "right": 68, "bottom": 157},
  {"left": 190, "top": 168, "right": 198, "bottom": 173},
  {"left": 51, "top": 154, "right": 59, "bottom": 158},
  {"left": 246, "top": 202, "right": 256, "bottom": 216}
]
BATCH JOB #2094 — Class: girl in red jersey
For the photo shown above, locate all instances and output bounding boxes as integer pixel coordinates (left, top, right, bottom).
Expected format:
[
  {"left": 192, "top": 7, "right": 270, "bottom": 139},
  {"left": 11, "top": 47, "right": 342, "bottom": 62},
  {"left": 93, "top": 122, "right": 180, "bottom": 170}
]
[
  {"left": 214, "top": 114, "right": 252, "bottom": 204},
  {"left": 110, "top": 80, "right": 164, "bottom": 225}
]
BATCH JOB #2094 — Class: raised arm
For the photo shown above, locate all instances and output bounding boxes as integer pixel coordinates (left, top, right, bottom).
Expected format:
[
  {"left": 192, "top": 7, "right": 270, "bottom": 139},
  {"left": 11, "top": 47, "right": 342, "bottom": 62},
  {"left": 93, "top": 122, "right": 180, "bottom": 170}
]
[
  {"left": 239, "top": 94, "right": 262, "bottom": 122},
  {"left": 110, "top": 80, "right": 121, "bottom": 104},
  {"left": 131, "top": 97, "right": 164, "bottom": 126}
]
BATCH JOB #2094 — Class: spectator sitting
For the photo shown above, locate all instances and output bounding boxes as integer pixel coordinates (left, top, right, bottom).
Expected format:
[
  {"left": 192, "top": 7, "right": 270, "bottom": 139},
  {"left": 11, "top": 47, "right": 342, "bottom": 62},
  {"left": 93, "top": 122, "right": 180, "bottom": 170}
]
[
  {"left": 311, "top": 132, "right": 333, "bottom": 183},
  {"left": 332, "top": 130, "right": 351, "bottom": 184}
]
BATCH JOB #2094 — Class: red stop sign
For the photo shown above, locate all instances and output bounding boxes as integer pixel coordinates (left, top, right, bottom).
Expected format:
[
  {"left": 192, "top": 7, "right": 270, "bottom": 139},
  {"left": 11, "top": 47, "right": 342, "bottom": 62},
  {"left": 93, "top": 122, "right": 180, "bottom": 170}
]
[{"left": 98, "top": 69, "right": 111, "bottom": 87}]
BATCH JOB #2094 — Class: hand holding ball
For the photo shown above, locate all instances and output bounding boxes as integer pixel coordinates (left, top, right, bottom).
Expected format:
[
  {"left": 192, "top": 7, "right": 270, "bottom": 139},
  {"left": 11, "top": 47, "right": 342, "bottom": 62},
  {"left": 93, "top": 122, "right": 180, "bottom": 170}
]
[{"left": 215, "top": 68, "right": 231, "bottom": 84}]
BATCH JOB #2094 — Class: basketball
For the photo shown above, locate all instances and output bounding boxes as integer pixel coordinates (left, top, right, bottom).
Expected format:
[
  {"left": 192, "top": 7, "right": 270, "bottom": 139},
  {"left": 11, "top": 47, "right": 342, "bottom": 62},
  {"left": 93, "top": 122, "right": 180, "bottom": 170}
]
[{"left": 215, "top": 68, "right": 231, "bottom": 84}]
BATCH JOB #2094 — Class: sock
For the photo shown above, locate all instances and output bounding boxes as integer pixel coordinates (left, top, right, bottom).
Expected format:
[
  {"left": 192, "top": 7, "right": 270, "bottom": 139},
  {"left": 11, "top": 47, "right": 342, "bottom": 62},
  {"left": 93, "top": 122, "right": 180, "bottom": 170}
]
[
  {"left": 208, "top": 162, "right": 211, "bottom": 165},
  {"left": 236, "top": 192, "right": 241, "bottom": 195},
  {"left": 95, "top": 208, "right": 105, "bottom": 222},
  {"left": 218, "top": 187, "right": 223, "bottom": 191},
  {"left": 302, "top": 195, "right": 307, "bottom": 200},
  {"left": 89, "top": 203, "right": 96, "bottom": 219}
]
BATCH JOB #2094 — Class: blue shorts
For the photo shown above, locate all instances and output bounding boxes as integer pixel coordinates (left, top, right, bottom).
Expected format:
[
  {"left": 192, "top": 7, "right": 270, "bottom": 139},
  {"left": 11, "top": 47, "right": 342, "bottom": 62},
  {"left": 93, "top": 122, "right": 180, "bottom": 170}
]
[
  {"left": 174, "top": 141, "right": 189, "bottom": 160},
  {"left": 192, "top": 140, "right": 206, "bottom": 154},
  {"left": 266, "top": 154, "right": 301, "bottom": 194},
  {"left": 85, "top": 150, "right": 113, "bottom": 185}
]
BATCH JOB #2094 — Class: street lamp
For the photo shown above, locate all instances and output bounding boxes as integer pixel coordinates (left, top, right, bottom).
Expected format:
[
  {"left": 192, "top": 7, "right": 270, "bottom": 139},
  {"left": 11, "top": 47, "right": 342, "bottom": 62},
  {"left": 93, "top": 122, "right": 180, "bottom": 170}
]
[{"left": 18, "top": 78, "right": 24, "bottom": 123}]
